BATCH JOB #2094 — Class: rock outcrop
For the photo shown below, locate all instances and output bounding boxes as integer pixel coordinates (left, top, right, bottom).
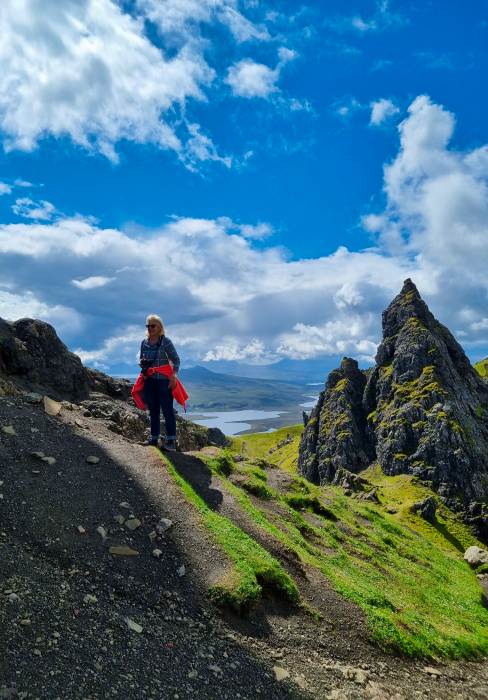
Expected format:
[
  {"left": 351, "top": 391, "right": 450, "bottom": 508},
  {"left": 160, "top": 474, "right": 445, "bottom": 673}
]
[
  {"left": 298, "top": 358, "right": 372, "bottom": 484},
  {"left": 299, "top": 280, "right": 488, "bottom": 537}
]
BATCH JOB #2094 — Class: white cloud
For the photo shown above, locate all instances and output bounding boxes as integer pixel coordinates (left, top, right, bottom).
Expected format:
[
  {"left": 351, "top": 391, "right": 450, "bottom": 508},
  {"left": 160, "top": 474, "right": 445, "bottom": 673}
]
[
  {"left": 0, "top": 182, "right": 12, "bottom": 195},
  {"left": 0, "top": 0, "right": 272, "bottom": 166},
  {"left": 226, "top": 48, "right": 297, "bottom": 99},
  {"left": 72, "top": 276, "right": 115, "bottom": 290},
  {"left": 370, "top": 98, "right": 400, "bottom": 126},
  {"left": 0, "top": 96, "right": 487, "bottom": 369},
  {"left": 12, "top": 198, "right": 56, "bottom": 221},
  {"left": 0, "top": 289, "right": 82, "bottom": 337}
]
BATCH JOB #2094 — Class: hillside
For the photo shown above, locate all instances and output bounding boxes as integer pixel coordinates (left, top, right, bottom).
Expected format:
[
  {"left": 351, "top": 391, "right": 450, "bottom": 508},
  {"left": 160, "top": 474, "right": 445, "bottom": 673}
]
[
  {"left": 1, "top": 315, "right": 488, "bottom": 698},
  {"left": 475, "top": 357, "right": 488, "bottom": 378}
]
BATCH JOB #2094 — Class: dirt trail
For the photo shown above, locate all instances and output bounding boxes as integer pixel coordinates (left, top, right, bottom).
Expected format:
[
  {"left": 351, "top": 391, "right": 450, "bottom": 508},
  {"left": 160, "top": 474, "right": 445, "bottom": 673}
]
[{"left": 1, "top": 394, "right": 487, "bottom": 699}]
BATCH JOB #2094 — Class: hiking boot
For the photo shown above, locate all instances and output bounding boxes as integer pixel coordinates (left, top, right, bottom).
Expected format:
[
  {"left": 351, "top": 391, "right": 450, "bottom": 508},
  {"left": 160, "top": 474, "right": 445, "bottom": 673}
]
[
  {"left": 147, "top": 436, "right": 160, "bottom": 447},
  {"left": 163, "top": 438, "right": 177, "bottom": 452}
]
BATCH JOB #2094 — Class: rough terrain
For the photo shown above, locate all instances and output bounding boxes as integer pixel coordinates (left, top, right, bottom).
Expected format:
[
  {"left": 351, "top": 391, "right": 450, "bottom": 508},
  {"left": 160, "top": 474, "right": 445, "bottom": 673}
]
[{"left": 1, "top": 394, "right": 488, "bottom": 699}]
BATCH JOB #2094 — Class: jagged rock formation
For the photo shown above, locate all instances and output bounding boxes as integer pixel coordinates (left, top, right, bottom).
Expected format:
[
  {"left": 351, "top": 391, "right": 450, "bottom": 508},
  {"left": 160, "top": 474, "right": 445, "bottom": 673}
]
[
  {"left": 298, "top": 358, "right": 372, "bottom": 484},
  {"left": 0, "top": 316, "right": 227, "bottom": 448},
  {"left": 299, "top": 280, "right": 488, "bottom": 537},
  {"left": 0, "top": 317, "right": 130, "bottom": 401}
]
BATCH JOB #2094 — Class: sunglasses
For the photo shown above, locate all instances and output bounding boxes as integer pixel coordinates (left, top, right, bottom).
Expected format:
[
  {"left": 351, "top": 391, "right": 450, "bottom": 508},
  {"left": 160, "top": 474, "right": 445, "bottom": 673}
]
[{"left": 146, "top": 324, "right": 157, "bottom": 328}]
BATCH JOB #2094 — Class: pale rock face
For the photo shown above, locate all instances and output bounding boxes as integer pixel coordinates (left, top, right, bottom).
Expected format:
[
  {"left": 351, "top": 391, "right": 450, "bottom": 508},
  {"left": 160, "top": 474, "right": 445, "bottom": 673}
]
[{"left": 298, "top": 279, "right": 488, "bottom": 542}]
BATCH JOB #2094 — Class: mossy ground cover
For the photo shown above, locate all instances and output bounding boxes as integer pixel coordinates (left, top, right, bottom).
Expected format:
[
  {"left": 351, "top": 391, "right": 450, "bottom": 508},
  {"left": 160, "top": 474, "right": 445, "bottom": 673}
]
[
  {"left": 474, "top": 357, "right": 488, "bottom": 377},
  {"left": 218, "top": 438, "right": 488, "bottom": 658},
  {"left": 159, "top": 454, "right": 299, "bottom": 612},
  {"left": 231, "top": 424, "right": 303, "bottom": 473}
]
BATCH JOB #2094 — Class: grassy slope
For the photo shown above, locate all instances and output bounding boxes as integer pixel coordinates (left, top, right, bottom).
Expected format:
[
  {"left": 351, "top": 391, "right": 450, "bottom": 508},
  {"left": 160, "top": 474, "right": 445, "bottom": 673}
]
[
  {"left": 163, "top": 426, "right": 488, "bottom": 659},
  {"left": 474, "top": 358, "right": 488, "bottom": 377}
]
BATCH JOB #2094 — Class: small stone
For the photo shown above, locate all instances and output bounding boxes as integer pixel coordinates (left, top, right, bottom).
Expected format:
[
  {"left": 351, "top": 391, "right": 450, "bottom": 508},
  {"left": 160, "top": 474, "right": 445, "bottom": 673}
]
[
  {"left": 77, "top": 526, "right": 86, "bottom": 534},
  {"left": 61, "top": 401, "right": 74, "bottom": 410},
  {"left": 86, "top": 456, "right": 100, "bottom": 465},
  {"left": 273, "top": 666, "right": 290, "bottom": 682},
  {"left": 125, "top": 518, "right": 141, "bottom": 531},
  {"left": 75, "top": 419, "right": 85, "bottom": 428},
  {"left": 1, "top": 425, "right": 16, "bottom": 436},
  {"left": 33, "top": 649, "right": 42, "bottom": 657},
  {"left": 187, "top": 670, "right": 198, "bottom": 679},
  {"left": 31, "top": 451, "right": 45, "bottom": 459},
  {"left": 31, "top": 470, "right": 40, "bottom": 475},
  {"left": 41, "top": 456, "right": 56, "bottom": 466},
  {"left": 20, "top": 619, "right": 31, "bottom": 626},
  {"left": 126, "top": 618, "right": 143, "bottom": 634},
  {"left": 152, "top": 549, "right": 163, "bottom": 559},
  {"left": 114, "top": 514, "right": 125, "bottom": 525},
  {"left": 119, "top": 502, "right": 131, "bottom": 509},
  {"left": 83, "top": 594, "right": 98, "bottom": 604},
  {"left": 209, "top": 664, "right": 222, "bottom": 674},
  {"left": 26, "top": 392, "right": 43, "bottom": 403},
  {"left": 177, "top": 564, "right": 186, "bottom": 577},
  {"left": 423, "top": 666, "right": 442, "bottom": 676},
  {"left": 156, "top": 517, "right": 173, "bottom": 534},
  {"left": 31, "top": 428, "right": 39, "bottom": 433},
  {"left": 148, "top": 530, "right": 157, "bottom": 542},
  {"left": 8, "top": 593, "right": 19, "bottom": 603},
  {"left": 43, "top": 396, "right": 61, "bottom": 416},
  {"left": 96, "top": 526, "right": 107, "bottom": 539},
  {"left": 53, "top": 631, "right": 60, "bottom": 639},
  {"left": 109, "top": 546, "right": 139, "bottom": 557}
]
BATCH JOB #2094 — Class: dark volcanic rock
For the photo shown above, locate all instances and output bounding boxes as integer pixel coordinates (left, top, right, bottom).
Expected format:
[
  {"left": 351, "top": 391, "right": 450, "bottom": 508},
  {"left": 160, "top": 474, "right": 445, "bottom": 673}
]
[
  {"left": 298, "top": 357, "right": 372, "bottom": 484},
  {"left": 411, "top": 496, "right": 437, "bottom": 523},
  {"left": 0, "top": 318, "right": 90, "bottom": 401},
  {"left": 364, "top": 279, "right": 488, "bottom": 508},
  {"left": 298, "top": 280, "right": 488, "bottom": 539}
]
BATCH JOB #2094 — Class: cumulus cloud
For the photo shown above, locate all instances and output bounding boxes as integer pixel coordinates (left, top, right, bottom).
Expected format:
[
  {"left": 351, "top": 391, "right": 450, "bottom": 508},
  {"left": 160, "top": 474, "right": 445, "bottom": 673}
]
[
  {"left": 0, "top": 182, "right": 12, "bottom": 195},
  {"left": 0, "top": 0, "right": 273, "bottom": 166},
  {"left": 226, "top": 47, "right": 297, "bottom": 99},
  {"left": 0, "top": 95, "right": 487, "bottom": 369},
  {"left": 370, "top": 98, "right": 400, "bottom": 126}
]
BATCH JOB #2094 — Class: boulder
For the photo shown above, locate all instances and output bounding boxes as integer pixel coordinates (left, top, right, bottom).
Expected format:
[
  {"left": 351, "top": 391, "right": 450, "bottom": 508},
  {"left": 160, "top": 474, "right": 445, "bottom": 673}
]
[
  {"left": 464, "top": 546, "right": 488, "bottom": 567},
  {"left": 411, "top": 496, "right": 437, "bottom": 523}
]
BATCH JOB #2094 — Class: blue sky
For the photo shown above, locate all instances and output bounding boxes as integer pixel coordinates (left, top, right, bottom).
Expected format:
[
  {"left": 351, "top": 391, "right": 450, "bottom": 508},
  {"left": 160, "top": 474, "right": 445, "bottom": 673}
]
[{"left": 0, "top": 0, "right": 487, "bottom": 375}]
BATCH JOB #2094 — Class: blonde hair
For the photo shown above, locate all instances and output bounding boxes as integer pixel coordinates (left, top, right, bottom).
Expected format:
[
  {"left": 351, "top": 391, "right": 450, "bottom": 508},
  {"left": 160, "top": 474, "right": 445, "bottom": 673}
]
[{"left": 145, "top": 314, "right": 165, "bottom": 338}]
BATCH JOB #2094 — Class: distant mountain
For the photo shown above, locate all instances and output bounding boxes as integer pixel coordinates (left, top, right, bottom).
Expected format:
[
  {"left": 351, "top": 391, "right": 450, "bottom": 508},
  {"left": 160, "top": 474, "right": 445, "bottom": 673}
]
[
  {"left": 180, "top": 365, "right": 312, "bottom": 412},
  {"left": 193, "top": 357, "right": 344, "bottom": 384}
]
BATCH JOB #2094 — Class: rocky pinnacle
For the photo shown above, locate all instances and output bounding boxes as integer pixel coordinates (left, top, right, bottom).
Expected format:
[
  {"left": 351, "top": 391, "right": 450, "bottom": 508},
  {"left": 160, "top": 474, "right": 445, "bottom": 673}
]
[{"left": 298, "top": 279, "right": 488, "bottom": 540}]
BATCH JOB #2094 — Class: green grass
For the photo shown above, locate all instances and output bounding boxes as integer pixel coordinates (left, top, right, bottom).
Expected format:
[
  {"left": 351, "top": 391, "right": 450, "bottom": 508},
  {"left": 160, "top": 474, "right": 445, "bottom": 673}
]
[
  {"left": 231, "top": 424, "right": 303, "bottom": 473},
  {"left": 212, "top": 436, "right": 488, "bottom": 658},
  {"left": 159, "top": 453, "right": 299, "bottom": 611},
  {"left": 474, "top": 357, "right": 488, "bottom": 378}
]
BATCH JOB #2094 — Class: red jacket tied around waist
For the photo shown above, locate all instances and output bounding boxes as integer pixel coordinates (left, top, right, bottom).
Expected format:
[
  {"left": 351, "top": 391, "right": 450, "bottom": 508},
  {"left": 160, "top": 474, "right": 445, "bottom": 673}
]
[{"left": 131, "top": 365, "right": 188, "bottom": 411}]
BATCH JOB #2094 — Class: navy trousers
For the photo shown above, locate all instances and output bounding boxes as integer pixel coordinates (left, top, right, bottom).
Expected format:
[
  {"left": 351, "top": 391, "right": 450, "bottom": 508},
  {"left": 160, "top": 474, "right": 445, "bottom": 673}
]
[{"left": 143, "top": 376, "right": 176, "bottom": 438}]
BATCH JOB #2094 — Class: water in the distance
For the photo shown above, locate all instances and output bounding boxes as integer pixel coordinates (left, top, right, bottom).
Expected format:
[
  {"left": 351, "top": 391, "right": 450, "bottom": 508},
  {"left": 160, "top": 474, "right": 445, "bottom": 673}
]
[{"left": 183, "top": 409, "right": 287, "bottom": 436}]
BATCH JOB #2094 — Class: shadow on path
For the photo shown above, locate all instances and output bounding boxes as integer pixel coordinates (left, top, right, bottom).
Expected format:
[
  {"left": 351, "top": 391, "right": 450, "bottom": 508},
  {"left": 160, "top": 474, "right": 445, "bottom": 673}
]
[{"left": 164, "top": 450, "right": 224, "bottom": 511}]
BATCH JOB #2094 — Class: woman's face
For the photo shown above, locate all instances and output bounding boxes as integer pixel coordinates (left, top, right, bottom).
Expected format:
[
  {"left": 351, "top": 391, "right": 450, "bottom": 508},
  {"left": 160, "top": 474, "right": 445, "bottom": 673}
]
[{"left": 146, "top": 321, "right": 160, "bottom": 340}]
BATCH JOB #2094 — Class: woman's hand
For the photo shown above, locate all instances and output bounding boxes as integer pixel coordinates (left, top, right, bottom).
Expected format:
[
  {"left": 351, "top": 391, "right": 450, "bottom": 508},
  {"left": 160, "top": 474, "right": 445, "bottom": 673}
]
[{"left": 168, "top": 375, "right": 177, "bottom": 390}]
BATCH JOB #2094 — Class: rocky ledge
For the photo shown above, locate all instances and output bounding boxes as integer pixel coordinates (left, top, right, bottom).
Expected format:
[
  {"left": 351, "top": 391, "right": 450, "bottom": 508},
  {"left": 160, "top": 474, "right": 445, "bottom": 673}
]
[{"left": 298, "top": 279, "right": 488, "bottom": 541}]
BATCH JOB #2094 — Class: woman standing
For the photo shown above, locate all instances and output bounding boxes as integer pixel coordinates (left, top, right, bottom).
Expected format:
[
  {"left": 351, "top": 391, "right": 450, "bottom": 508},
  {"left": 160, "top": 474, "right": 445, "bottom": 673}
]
[{"left": 139, "top": 314, "right": 180, "bottom": 450}]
